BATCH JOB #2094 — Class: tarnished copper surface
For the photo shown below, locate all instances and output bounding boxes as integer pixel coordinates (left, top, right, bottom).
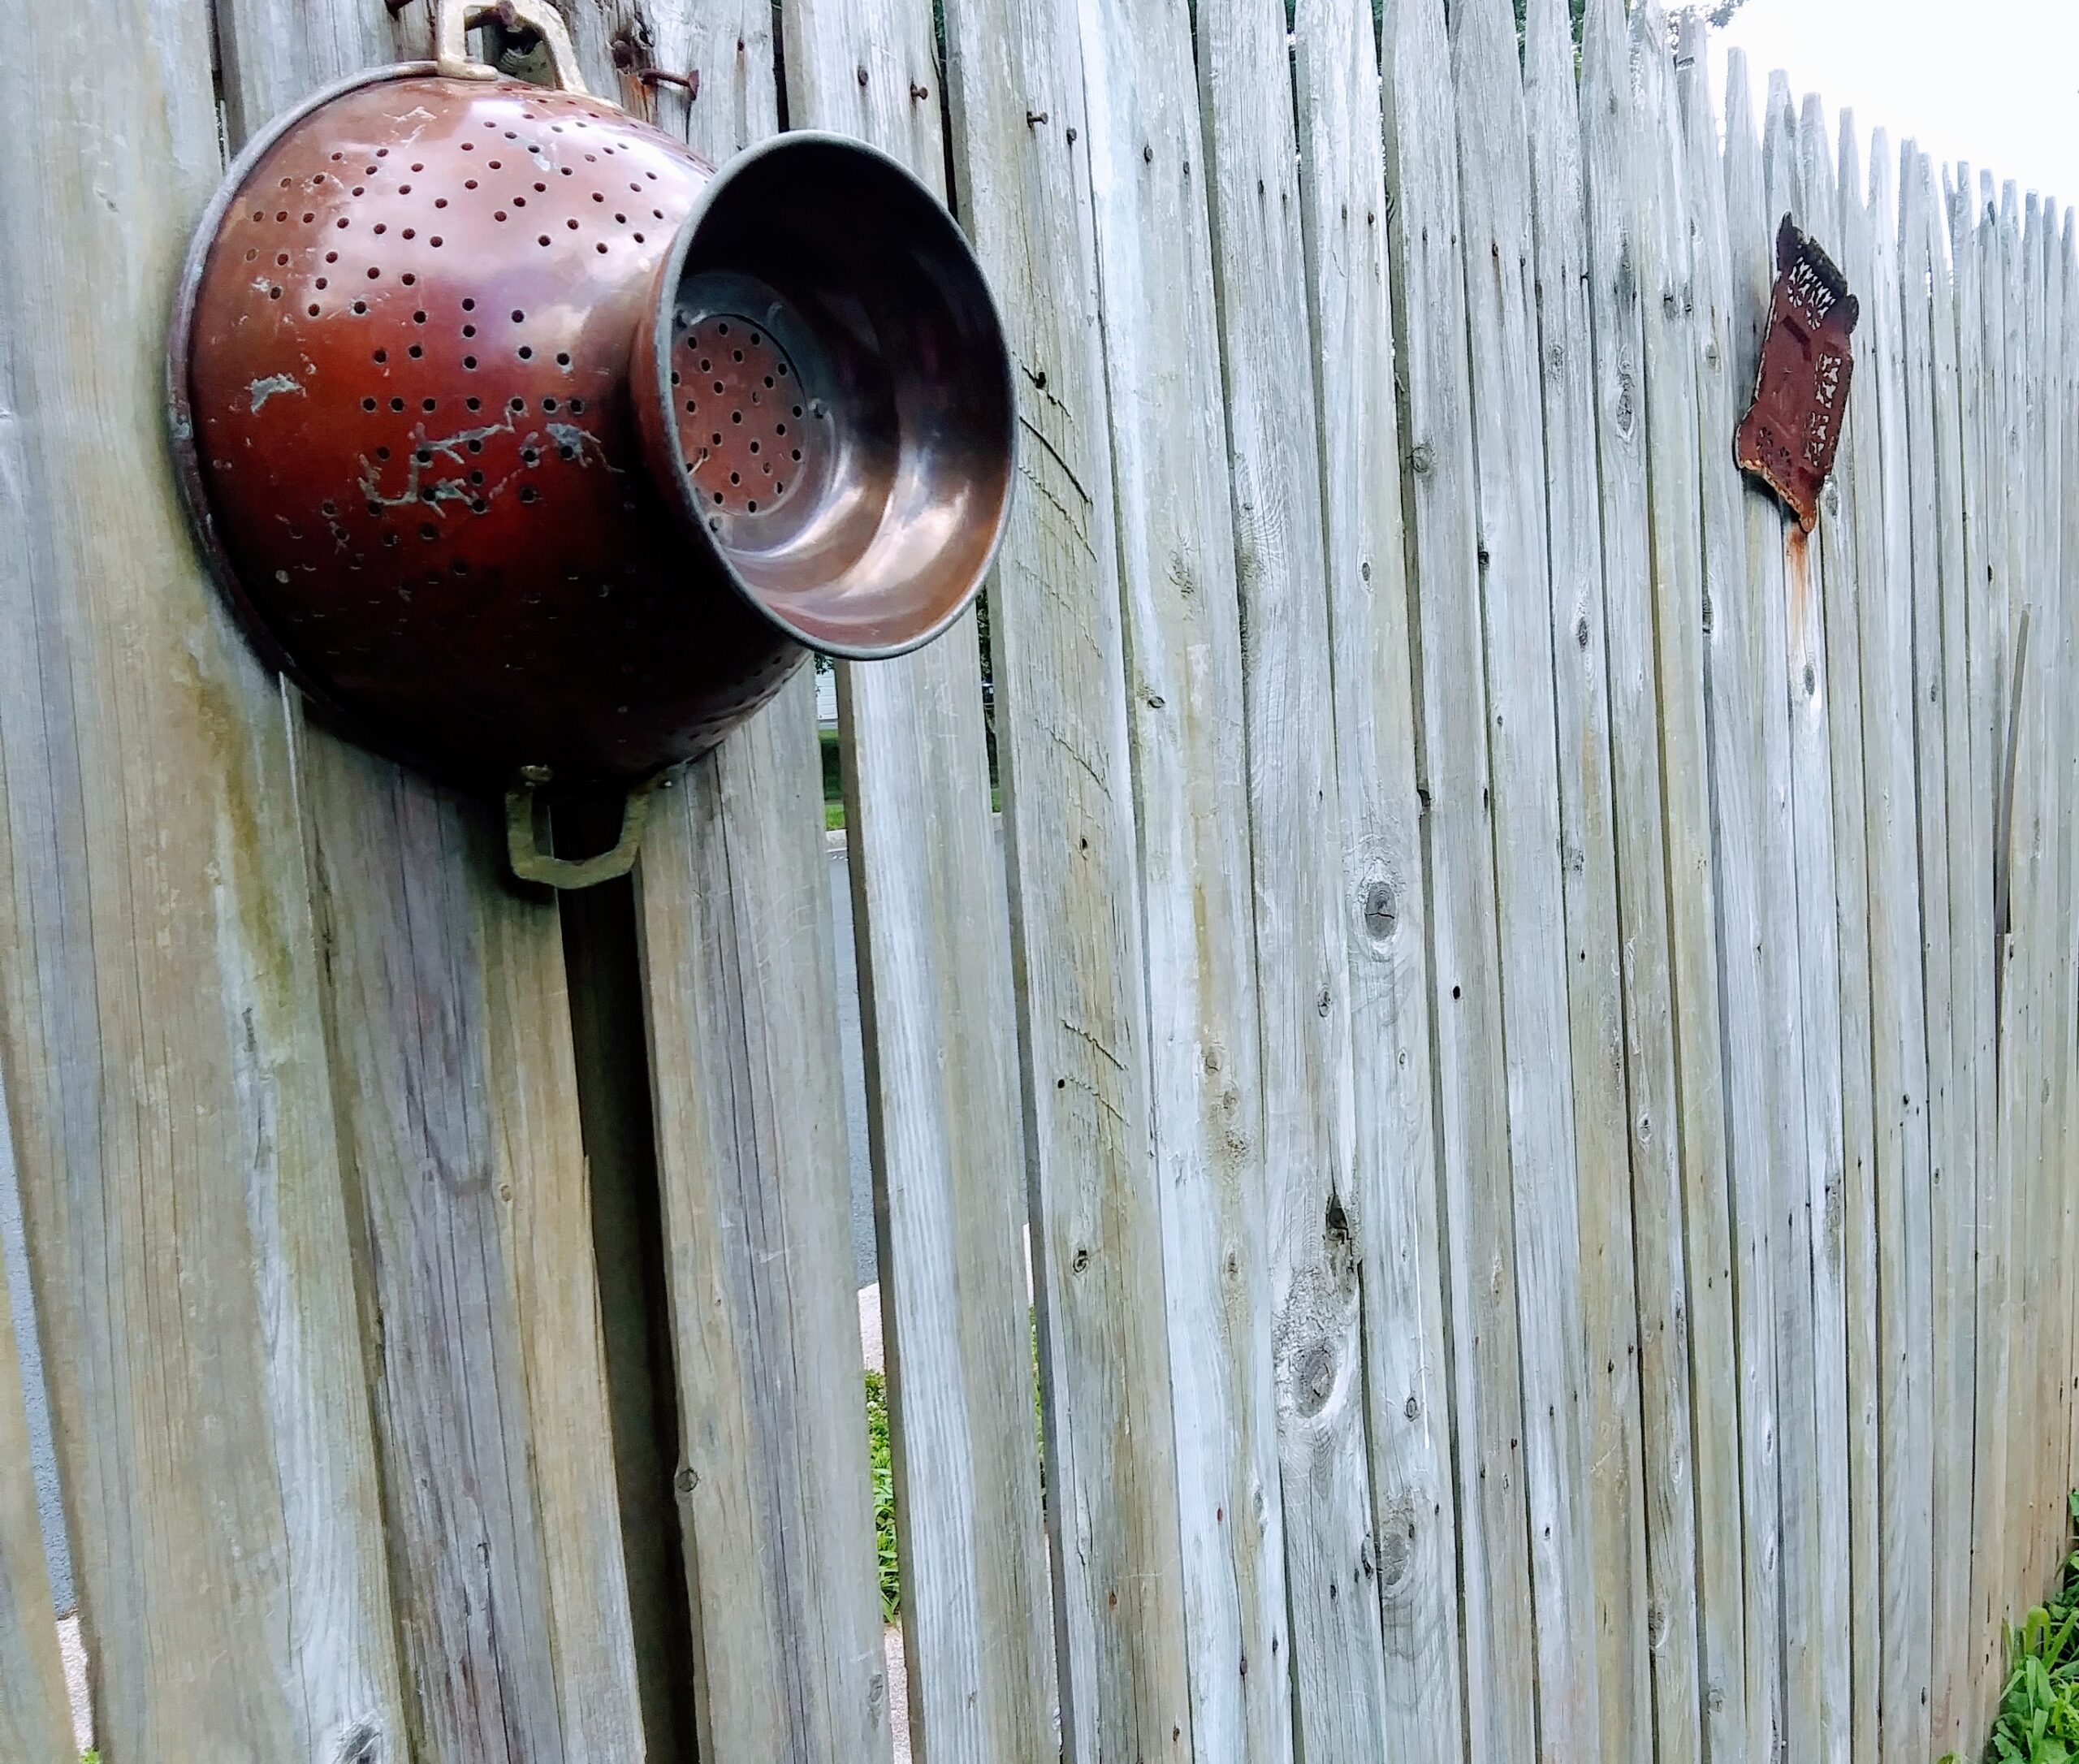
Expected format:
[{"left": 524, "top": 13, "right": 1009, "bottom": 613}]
[
  {"left": 1736, "top": 214, "right": 1859, "bottom": 533},
  {"left": 172, "top": 67, "right": 1014, "bottom": 790}
]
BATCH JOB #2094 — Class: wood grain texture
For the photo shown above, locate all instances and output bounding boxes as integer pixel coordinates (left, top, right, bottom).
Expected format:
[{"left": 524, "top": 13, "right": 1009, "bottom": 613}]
[
  {"left": 603, "top": 6, "right": 897, "bottom": 1759},
  {"left": 1071, "top": 0, "right": 1287, "bottom": 1755},
  {"left": 800, "top": 0, "right": 1071, "bottom": 1755},
  {"left": 1865, "top": 132, "right": 1937, "bottom": 1762},
  {"left": 200, "top": 7, "right": 647, "bottom": 1755},
  {"left": 1380, "top": 0, "right": 1538, "bottom": 1753},
  {"left": 1757, "top": 78, "right": 1824, "bottom": 1764},
  {"left": 2011, "top": 189, "right": 2049, "bottom": 1606},
  {"left": 2031, "top": 188, "right": 2059, "bottom": 1608},
  {"left": 0, "top": 1080, "right": 71, "bottom": 1764},
  {"left": 1913, "top": 145, "right": 1980, "bottom": 1762},
  {"left": 2042, "top": 205, "right": 2077, "bottom": 1620},
  {"left": 1291, "top": 0, "right": 1465, "bottom": 1751},
  {"left": 2026, "top": 192, "right": 2073, "bottom": 1606},
  {"left": 0, "top": 0, "right": 410, "bottom": 1753},
  {"left": 2060, "top": 213, "right": 2079, "bottom": 1655},
  {"left": 296, "top": 729, "right": 642, "bottom": 1764},
  {"left": 1597, "top": 3, "right": 1713, "bottom": 1747},
  {"left": 637, "top": 681, "right": 893, "bottom": 1764},
  {"left": 2059, "top": 215, "right": 2079, "bottom": 1636},
  {"left": 1990, "top": 176, "right": 2031, "bottom": 1628},
  {"left": 1696, "top": 54, "right": 1784, "bottom": 1764},
  {"left": 788, "top": 47, "right": 1052, "bottom": 1764},
  {"left": 1955, "top": 162, "right": 2013, "bottom": 1735},
  {"left": 1633, "top": 16, "right": 1745, "bottom": 1757},
  {"left": 1446, "top": 2, "right": 1598, "bottom": 1757},
  {"left": 1790, "top": 92, "right": 1854, "bottom": 1764},
  {"left": 1195, "top": 0, "right": 1398, "bottom": 1752},
  {"left": 1725, "top": 65, "right": 1805, "bottom": 1764},
  {"left": 1900, "top": 152, "right": 1965, "bottom": 1760},
  {"left": 1526, "top": 1, "right": 1651, "bottom": 1757},
  {"left": 1827, "top": 113, "right": 1884, "bottom": 1764},
  {"left": 939, "top": 0, "right": 1185, "bottom": 1750}
]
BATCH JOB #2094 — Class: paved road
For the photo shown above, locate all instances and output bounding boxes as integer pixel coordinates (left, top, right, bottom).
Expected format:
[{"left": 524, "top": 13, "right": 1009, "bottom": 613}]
[
  {"left": 0, "top": 1087, "right": 71, "bottom": 1615},
  {"left": 829, "top": 841, "right": 880, "bottom": 1288}
]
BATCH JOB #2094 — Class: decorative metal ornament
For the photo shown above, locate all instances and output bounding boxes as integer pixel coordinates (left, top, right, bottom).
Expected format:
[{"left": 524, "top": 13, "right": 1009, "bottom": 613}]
[
  {"left": 169, "top": 0, "right": 1014, "bottom": 886},
  {"left": 1735, "top": 214, "right": 1859, "bottom": 533}
]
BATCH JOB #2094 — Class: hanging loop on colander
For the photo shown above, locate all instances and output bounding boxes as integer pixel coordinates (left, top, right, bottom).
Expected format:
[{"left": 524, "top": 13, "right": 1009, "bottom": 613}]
[
  {"left": 504, "top": 772, "right": 659, "bottom": 889},
  {"left": 434, "top": 0, "right": 591, "bottom": 94}
]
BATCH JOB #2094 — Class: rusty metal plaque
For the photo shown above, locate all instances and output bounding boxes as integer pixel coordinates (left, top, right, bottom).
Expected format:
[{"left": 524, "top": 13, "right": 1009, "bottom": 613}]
[{"left": 1736, "top": 215, "right": 1859, "bottom": 531}]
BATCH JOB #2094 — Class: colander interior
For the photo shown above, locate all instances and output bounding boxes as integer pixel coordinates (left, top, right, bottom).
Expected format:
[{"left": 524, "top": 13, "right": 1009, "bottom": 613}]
[{"left": 650, "top": 134, "right": 1015, "bottom": 659}]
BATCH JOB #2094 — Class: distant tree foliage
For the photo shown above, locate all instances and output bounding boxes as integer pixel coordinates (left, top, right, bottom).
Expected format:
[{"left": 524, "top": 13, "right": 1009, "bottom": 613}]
[
  {"left": 1509, "top": 0, "right": 1589, "bottom": 37},
  {"left": 1344, "top": 0, "right": 1751, "bottom": 44},
  {"left": 1505, "top": 0, "right": 1748, "bottom": 38}
]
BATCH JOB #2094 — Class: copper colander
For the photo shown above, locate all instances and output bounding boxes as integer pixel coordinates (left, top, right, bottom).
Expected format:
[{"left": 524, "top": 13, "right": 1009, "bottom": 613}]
[{"left": 170, "top": 1, "right": 1014, "bottom": 879}]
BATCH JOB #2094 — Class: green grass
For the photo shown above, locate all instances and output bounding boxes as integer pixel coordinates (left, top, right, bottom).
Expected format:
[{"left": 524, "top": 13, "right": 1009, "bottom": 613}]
[
  {"left": 865, "top": 1321, "right": 1043, "bottom": 1630},
  {"left": 825, "top": 798, "right": 846, "bottom": 832},
  {"left": 1951, "top": 1490, "right": 2079, "bottom": 1763},
  {"left": 864, "top": 1369, "right": 899, "bottom": 1625}
]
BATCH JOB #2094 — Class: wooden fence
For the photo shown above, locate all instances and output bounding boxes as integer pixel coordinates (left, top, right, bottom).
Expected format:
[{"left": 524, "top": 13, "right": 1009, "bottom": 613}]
[{"left": 0, "top": 0, "right": 2073, "bottom": 1757}]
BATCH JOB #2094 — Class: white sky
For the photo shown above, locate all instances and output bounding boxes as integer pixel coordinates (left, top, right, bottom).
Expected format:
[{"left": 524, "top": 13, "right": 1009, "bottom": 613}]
[{"left": 1708, "top": 0, "right": 2079, "bottom": 213}]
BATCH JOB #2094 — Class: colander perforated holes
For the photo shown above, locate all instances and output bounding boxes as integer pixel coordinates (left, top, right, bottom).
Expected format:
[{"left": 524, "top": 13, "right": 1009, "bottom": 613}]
[{"left": 672, "top": 314, "right": 810, "bottom": 517}]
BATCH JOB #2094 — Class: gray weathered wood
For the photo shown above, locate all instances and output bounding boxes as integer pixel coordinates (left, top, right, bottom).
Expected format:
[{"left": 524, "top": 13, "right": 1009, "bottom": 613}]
[
  {"left": 1869, "top": 132, "right": 1937, "bottom": 1760},
  {"left": 932, "top": 0, "right": 1157, "bottom": 1754},
  {"left": 1447, "top": 2, "right": 1598, "bottom": 1752},
  {"left": 1069, "top": 0, "right": 1283, "bottom": 1750},
  {"left": 1528, "top": 2, "right": 1652, "bottom": 1757},
  {"left": 1912, "top": 145, "right": 1979, "bottom": 1762},
  {"left": 199, "top": 7, "right": 648, "bottom": 1754},
  {"left": 1791, "top": 91, "right": 1854, "bottom": 1764},
  {"left": 1828, "top": 111, "right": 1885, "bottom": 1764},
  {"left": 1193, "top": 0, "right": 1395, "bottom": 1750},
  {"left": 614, "top": 6, "right": 896, "bottom": 1758},
  {"left": 1955, "top": 162, "right": 2012, "bottom": 1734},
  {"left": 1633, "top": 16, "right": 1744, "bottom": 1756},
  {"left": 2011, "top": 188, "right": 2050, "bottom": 1603},
  {"left": 1291, "top": 0, "right": 1465, "bottom": 1750},
  {"left": 2060, "top": 212, "right": 2079, "bottom": 1645},
  {"left": 299, "top": 729, "right": 641, "bottom": 1764},
  {"left": 2027, "top": 192, "right": 2073, "bottom": 1604},
  {"left": 1684, "top": 45, "right": 1774, "bottom": 1764},
  {"left": 637, "top": 691, "right": 893, "bottom": 1764},
  {"left": 0, "top": 1081, "right": 71, "bottom": 1764},
  {"left": 814, "top": 0, "right": 1079, "bottom": 1753},
  {"left": 1611, "top": 15, "right": 1711, "bottom": 1758},
  {"left": 1990, "top": 175, "right": 2033, "bottom": 1627},
  {"left": 2039, "top": 179, "right": 2068, "bottom": 1633},
  {"left": 1380, "top": 0, "right": 1538, "bottom": 1752},
  {"left": 1749, "top": 77, "right": 1825, "bottom": 1762},
  {"left": 0, "top": 0, "right": 410, "bottom": 1751},
  {"left": 1901, "top": 149, "right": 1965, "bottom": 1758}
]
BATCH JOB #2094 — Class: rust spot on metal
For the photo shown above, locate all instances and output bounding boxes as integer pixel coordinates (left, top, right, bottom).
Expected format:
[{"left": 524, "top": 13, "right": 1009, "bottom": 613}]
[
  {"left": 633, "top": 67, "right": 700, "bottom": 97},
  {"left": 170, "top": 67, "right": 1012, "bottom": 794},
  {"left": 1735, "top": 215, "right": 1858, "bottom": 533}
]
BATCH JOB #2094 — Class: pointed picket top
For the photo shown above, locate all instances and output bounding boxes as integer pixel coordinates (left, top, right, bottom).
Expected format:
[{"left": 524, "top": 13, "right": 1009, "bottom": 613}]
[
  {"left": 1726, "top": 45, "right": 1756, "bottom": 169},
  {"left": 1580, "top": 0, "right": 1630, "bottom": 136}
]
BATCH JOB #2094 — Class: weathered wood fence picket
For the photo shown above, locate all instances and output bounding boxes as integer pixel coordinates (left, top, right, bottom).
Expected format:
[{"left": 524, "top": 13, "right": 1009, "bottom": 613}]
[{"left": 0, "top": 0, "right": 2073, "bottom": 1757}]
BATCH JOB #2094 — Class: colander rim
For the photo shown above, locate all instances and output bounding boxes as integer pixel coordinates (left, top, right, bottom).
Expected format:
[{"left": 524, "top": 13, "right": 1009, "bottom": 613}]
[{"left": 639, "top": 126, "right": 1019, "bottom": 664}]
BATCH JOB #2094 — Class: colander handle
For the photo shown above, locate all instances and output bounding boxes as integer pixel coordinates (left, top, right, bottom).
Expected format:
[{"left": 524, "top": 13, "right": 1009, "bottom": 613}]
[
  {"left": 504, "top": 773, "right": 659, "bottom": 889},
  {"left": 435, "top": 0, "right": 593, "bottom": 97}
]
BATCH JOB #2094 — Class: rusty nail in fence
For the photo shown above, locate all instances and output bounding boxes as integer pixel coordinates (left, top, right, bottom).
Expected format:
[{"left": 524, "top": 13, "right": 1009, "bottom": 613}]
[
  {"left": 633, "top": 67, "right": 699, "bottom": 97},
  {"left": 1735, "top": 214, "right": 1860, "bottom": 533}
]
